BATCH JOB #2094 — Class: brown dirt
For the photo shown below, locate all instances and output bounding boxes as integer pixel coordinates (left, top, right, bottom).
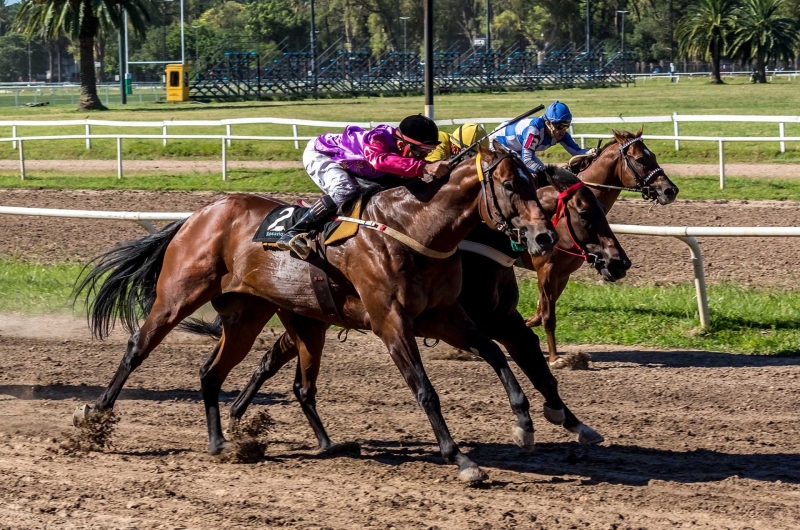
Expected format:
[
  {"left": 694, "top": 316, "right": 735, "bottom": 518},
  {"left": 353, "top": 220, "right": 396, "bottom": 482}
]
[
  {"left": 2, "top": 188, "right": 799, "bottom": 287},
  {"left": 3, "top": 160, "right": 800, "bottom": 178},
  {"left": 0, "top": 314, "right": 798, "bottom": 529}
]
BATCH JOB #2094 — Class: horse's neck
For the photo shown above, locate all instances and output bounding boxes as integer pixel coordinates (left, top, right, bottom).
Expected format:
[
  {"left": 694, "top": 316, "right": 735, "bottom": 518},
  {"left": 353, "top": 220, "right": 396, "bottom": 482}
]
[
  {"left": 367, "top": 171, "right": 481, "bottom": 254},
  {"left": 579, "top": 149, "right": 622, "bottom": 213}
]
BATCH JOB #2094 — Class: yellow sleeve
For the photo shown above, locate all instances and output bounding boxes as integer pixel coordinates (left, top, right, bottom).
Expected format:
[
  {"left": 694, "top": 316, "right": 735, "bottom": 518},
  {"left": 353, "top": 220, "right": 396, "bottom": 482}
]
[{"left": 425, "top": 131, "right": 451, "bottom": 162}]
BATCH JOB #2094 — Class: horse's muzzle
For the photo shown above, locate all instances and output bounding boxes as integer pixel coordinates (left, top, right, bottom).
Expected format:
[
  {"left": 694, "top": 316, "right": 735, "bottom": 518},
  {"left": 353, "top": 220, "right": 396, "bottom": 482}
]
[
  {"left": 526, "top": 227, "right": 558, "bottom": 256},
  {"left": 657, "top": 185, "right": 679, "bottom": 205},
  {"left": 601, "top": 257, "right": 631, "bottom": 282}
]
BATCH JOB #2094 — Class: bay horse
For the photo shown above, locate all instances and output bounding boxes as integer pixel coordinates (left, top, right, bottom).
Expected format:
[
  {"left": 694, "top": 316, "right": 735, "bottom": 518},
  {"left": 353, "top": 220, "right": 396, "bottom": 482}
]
[
  {"left": 74, "top": 145, "right": 558, "bottom": 483},
  {"left": 187, "top": 166, "right": 629, "bottom": 454},
  {"left": 524, "top": 129, "right": 679, "bottom": 367}
]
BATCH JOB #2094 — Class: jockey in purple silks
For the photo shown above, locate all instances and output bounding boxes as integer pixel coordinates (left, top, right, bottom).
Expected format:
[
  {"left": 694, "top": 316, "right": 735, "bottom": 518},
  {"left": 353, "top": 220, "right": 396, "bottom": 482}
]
[{"left": 277, "top": 115, "right": 449, "bottom": 252}]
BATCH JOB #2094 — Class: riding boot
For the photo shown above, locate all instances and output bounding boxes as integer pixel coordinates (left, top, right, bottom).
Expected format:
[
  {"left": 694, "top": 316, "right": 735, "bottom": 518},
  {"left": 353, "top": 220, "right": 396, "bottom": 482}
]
[{"left": 276, "top": 195, "right": 338, "bottom": 258}]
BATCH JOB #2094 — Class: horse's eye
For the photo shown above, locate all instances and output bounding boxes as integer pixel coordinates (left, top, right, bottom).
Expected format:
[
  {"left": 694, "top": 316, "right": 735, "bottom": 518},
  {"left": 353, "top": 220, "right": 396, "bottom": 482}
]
[
  {"left": 502, "top": 181, "right": 514, "bottom": 192},
  {"left": 579, "top": 210, "right": 593, "bottom": 227}
]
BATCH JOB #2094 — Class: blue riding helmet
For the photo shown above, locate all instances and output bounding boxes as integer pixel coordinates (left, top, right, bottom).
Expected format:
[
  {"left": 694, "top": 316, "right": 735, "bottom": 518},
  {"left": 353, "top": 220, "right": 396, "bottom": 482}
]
[{"left": 544, "top": 101, "right": 573, "bottom": 124}]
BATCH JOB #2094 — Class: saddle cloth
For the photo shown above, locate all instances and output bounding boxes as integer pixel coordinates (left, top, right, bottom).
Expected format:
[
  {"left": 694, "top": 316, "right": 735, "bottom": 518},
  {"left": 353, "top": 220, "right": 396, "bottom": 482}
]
[{"left": 253, "top": 198, "right": 364, "bottom": 249}]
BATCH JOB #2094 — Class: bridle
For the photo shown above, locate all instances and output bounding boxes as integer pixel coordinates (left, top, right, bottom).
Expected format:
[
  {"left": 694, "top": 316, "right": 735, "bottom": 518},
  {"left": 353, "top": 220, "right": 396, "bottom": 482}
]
[
  {"left": 550, "top": 180, "right": 606, "bottom": 270},
  {"left": 474, "top": 151, "right": 530, "bottom": 246},
  {"left": 583, "top": 136, "right": 666, "bottom": 201}
]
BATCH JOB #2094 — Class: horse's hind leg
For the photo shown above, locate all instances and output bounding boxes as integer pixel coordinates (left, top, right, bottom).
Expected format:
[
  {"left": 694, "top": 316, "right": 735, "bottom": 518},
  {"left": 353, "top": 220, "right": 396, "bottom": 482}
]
[
  {"left": 415, "top": 304, "right": 536, "bottom": 453},
  {"left": 86, "top": 281, "right": 216, "bottom": 418},
  {"left": 496, "top": 310, "right": 604, "bottom": 445},
  {"left": 201, "top": 294, "right": 276, "bottom": 455}
]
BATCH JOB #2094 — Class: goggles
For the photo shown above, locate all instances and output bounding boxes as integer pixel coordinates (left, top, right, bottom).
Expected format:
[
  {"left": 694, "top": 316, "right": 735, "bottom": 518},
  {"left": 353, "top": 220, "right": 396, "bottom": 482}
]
[{"left": 550, "top": 121, "right": 571, "bottom": 131}]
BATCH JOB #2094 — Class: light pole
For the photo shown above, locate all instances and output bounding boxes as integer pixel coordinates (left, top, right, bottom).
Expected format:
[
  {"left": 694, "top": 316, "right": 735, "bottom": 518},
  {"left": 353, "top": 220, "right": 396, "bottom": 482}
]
[
  {"left": 400, "top": 16, "right": 409, "bottom": 80},
  {"left": 192, "top": 25, "right": 200, "bottom": 62},
  {"left": 310, "top": 0, "right": 317, "bottom": 95},
  {"left": 617, "top": 10, "right": 629, "bottom": 77},
  {"left": 586, "top": 0, "right": 590, "bottom": 56}
]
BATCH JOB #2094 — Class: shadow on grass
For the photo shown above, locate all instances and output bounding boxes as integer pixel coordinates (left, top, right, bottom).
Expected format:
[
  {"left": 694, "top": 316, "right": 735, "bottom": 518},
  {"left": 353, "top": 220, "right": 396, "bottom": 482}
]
[{"left": 586, "top": 349, "right": 800, "bottom": 367}]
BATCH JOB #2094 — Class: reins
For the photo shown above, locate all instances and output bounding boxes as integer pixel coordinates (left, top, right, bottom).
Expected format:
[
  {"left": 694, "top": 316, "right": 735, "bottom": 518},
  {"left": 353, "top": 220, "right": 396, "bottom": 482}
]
[
  {"left": 550, "top": 180, "right": 605, "bottom": 269},
  {"left": 582, "top": 136, "right": 666, "bottom": 201}
]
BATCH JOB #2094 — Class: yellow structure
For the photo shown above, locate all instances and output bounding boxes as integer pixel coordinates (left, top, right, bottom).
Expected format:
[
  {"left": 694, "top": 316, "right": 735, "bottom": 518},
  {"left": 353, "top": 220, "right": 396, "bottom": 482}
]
[{"left": 165, "top": 64, "right": 190, "bottom": 102}]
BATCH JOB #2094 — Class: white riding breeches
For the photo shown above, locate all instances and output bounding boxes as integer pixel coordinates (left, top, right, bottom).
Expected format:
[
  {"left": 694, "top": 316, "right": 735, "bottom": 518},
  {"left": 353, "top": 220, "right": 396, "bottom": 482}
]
[{"left": 303, "top": 140, "right": 360, "bottom": 206}]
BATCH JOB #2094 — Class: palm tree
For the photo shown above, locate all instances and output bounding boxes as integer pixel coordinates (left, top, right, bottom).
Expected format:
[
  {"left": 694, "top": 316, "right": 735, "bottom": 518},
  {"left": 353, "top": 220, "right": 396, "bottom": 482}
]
[
  {"left": 728, "top": 0, "right": 799, "bottom": 83},
  {"left": 675, "top": 0, "right": 737, "bottom": 84},
  {"left": 14, "top": 0, "right": 154, "bottom": 110}
]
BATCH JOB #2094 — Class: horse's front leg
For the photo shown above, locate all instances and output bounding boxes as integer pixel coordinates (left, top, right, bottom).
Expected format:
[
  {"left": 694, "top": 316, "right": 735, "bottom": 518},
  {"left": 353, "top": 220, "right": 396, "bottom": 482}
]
[
  {"left": 415, "top": 303, "right": 536, "bottom": 453},
  {"left": 367, "top": 301, "right": 489, "bottom": 483}
]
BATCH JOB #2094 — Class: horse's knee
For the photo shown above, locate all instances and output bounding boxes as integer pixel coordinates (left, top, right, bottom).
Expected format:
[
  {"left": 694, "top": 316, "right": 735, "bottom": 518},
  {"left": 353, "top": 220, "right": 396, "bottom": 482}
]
[{"left": 416, "top": 385, "right": 441, "bottom": 412}]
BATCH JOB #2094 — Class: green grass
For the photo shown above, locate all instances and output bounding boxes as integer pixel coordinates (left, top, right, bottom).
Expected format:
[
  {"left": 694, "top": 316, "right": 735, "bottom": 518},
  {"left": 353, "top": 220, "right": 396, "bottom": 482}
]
[
  {"left": 518, "top": 281, "right": 800, "bottom": 355},
  {"left": 2, "top": 258, "right": 797, "bottom": 354},
  {"left": 1, "top": 82, "right": 800, "bottom": 163},
  {"left": 1, "top": 171, "right": 799, "bottom": 201}
]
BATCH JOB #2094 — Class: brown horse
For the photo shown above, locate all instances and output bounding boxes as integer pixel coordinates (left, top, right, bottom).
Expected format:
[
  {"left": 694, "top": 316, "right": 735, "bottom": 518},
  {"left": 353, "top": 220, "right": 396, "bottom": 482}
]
[
  {"left": 190, "top": 166, "right": 628, "bottom": 454},
  {"left": 524, "top": 129, "right": 679, "bottom": 367},
  {"left": 75, "top": 146, "right": 558, "bottom": 483}
]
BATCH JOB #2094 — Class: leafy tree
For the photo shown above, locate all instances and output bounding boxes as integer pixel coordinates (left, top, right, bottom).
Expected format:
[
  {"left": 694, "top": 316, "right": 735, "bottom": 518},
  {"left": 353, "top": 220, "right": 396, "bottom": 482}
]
[
  {"left": 675, "top": 0, "right": 737, "bottom": 83},
  {"left": 15, "top": 0, "right": 156, "bottom": 110},
  {"left": 0, "top": 33, "right": 47, "bottom": 81},
  {"left": 729, "top": 0, "right": 798, "bottom": 82}
]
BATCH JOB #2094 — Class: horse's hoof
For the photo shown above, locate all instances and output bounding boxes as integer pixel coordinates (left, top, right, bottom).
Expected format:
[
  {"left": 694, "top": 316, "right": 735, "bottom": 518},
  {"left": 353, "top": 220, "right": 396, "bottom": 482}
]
[
  {"left": 320, "top": 441, "right": 361, "bottom": 456},
  {"left": 543, "top": 405, "right": 566, "bottom": 426},
  {"left": 512, "top": 426, "right": 535, "bottom": 452},
  {"left": 458, "top": 464, "right": 489, "bottom": 483},
  {"left": 569, "top": 423, "right": 604, "bottom": 445},
  {"left": 72, "top": 404, "right": 94, "bottom": 427},
  {"left": 525, "top": 316, "right": 541, "bottom": 328},
  {"left": 210, "top": 440, "right": 233, "bottom": 456},
  {"left": 549, "top": 357, "right": 568, "bottom": 370}
]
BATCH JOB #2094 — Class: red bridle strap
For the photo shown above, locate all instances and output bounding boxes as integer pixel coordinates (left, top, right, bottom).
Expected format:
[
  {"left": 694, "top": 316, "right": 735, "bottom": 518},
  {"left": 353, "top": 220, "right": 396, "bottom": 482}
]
[{"left": 551, "top": 181, "right": 590, "bottom": 261}]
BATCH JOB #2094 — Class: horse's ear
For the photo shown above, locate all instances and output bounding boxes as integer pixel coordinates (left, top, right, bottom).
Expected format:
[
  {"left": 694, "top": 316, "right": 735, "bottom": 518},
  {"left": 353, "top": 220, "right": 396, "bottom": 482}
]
[
  {"left": 612, "top": 129, "right": 625, "bottom": 143},
  {"left": 636, "top": 126, "right": 643, "bottom": 137}
]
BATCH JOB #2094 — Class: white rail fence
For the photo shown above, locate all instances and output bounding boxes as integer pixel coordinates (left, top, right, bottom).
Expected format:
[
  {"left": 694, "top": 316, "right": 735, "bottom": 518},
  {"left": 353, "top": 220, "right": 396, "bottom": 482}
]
[
  {"left": 1, "top": 114, "right": 799, "bottom": 187},
  {"left": 2, "top": 205, "right": 799, "bottom": 329}
]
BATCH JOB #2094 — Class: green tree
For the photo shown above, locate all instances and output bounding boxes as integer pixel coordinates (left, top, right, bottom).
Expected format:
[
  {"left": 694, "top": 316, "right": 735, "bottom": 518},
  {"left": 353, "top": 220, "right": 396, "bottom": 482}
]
[
  {"left": 729, "top": 0, "right": 798, "bottom": 82},
  {"left": 675, "top": 0, "right": 737, "bottom": 83},
  {"left": 14, "top": 0, "right": 155, "bottom": 110}
]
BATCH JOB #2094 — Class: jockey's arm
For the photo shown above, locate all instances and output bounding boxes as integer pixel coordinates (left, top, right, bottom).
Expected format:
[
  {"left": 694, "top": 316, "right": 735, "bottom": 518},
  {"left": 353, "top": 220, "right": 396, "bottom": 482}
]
[
  {"left": 521, "top": 148, "right": 546, "bottom": 173},
  {"left": 560, "top": 133, "right": 591, "bottom": 156},
  {"left": 363, "top": 137, "right": 426, "bottom": 178},
  {"left": 425, "top": 131, "right": 451, "bottom": 162}
]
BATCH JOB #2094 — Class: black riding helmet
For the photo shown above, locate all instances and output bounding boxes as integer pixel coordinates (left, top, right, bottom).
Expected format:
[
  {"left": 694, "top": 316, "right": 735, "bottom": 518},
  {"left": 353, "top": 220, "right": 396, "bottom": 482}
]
[{"left": 397, "top": 115, "right": 441, "bottom": 147}]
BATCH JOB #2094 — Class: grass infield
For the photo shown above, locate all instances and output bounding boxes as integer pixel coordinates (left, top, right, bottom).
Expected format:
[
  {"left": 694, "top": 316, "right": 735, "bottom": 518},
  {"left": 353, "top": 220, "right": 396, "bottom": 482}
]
[{"left": 1, "top": 259, "right": 797, "bottom": 355}]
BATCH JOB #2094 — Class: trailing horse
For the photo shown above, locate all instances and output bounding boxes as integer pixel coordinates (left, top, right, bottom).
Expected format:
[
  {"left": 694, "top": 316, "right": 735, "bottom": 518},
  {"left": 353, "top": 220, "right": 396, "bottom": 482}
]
[{"left": 73, "top": 145, "right": 557, "bottom": 483}]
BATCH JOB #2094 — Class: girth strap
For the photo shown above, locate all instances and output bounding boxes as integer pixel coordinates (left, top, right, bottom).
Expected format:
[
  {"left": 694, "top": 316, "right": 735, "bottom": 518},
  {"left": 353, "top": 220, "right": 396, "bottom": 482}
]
[{"left": 334, "top": 216, "right": 457, "bottom": 260}]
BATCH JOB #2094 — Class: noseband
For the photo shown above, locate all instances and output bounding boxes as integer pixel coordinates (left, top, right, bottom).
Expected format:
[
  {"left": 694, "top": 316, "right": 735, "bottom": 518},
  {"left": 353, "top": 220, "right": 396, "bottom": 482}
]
[
  {"left": 475, "top": 152, "right": 528, "bottom": 245},
  {"left": 551, "top": 181, "right": 605, "bottom": 270},
  {"left": 617, "top": 136, "right": 666, "bottom": 201}
]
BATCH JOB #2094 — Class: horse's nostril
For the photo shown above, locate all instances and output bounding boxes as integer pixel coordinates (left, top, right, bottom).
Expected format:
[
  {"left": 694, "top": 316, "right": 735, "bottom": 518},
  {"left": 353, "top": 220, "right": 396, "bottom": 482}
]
[
  {"left": 664, "top": 188, "right": 676, "bottom": 197},
  {"left": 535, "top": 232, "right": 555, "bottom": 249},
  {"left": 623, "top": 259, "right": 632, "bottom": 270}
]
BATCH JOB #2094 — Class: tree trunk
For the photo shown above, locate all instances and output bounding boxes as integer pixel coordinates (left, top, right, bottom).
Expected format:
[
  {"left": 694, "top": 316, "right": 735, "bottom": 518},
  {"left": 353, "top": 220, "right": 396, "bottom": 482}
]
[
  {"left": 710, "top": 42, "right": 723, "bottom": 84},
  {"left": 57, "top": 39, "right": 62, "bottom": 83},
  {"left": 78, "top": 0, "right": 106, "bottom": 111},
  {"left": 48, "top": 42, "right": 53, "bottom": 83},
  {"left": 755, "top": 53, "right": 767, "bottom": 83}
]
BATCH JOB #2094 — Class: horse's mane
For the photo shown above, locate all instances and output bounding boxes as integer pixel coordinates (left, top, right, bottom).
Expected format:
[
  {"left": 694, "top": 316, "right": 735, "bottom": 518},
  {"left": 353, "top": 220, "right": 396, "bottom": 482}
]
[{"left": 535, "top": 164, "right": 581, "bottom": 193}]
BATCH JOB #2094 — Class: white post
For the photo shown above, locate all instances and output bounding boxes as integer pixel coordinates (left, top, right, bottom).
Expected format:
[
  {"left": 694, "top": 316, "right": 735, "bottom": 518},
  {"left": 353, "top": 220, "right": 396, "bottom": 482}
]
[
  {"left": 18, "top": 140, "right": 25, "bottom": 181},
  {"left": 163, "top": 125, "right": 168, "bottom": 147},
  {"left": 136, "top": 220, "right": 157, "bottom": 234},
  {"left": 580, "top": 136, "right": 586, "bottom": 149},
  {"left": 292, "top": 124, "right": 300, "bottom": 149},
  {"left": 85, "top": 124, "right": 92, "bottom": 149},
  {"left": 116, "top": 137, "right": 123, "bottom": 179},
  {"left": 673, "top": 112, "right": 680, "bottom": 151},
  {"left": 779, "top": 122, "right": 786, "bottom": 153},
  {"left": 11, "top": 125, "right": 16, "bottom": 150},
  {"left": 105, "top": 85, "right": 110, "bottom": 105},
  {"left": 14, "top": 89, "right": 19, "bottom": 107},
  {"left": 718, "top": 140, "right": 725, "bottom": 189},
  {"left": 226, "top": 124, "right": 232, "bottom": 147},
  {"left": 678, "top": 236, "right": 710, "bottom": 328},
  {"left": 569, "top": 124, "right": 575, "bottom": 137},
  {"left": 222, "top": 138, "right": 228, "bottom": 181}
]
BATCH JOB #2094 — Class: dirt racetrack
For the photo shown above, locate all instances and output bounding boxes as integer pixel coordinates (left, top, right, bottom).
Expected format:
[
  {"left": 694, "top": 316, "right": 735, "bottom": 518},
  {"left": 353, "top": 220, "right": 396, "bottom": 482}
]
[
  {"left": 0, "top": 314, "right": 799, "bottom": 529},
  {"left": 1, "top": 188, "right": 800, "bottom": 287}
]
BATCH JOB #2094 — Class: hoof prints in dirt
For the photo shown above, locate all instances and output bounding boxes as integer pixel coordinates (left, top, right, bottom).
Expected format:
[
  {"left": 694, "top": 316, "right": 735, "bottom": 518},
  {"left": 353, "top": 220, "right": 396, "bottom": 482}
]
[
  {"left": 225, "top": 410, "right": 275, "bottom": 464},
  {"left": 62, "top": 410, "right": 120, "bottom": 453},
  {"left": 552, "top": 351, "right": 592, "bottom": 370}
]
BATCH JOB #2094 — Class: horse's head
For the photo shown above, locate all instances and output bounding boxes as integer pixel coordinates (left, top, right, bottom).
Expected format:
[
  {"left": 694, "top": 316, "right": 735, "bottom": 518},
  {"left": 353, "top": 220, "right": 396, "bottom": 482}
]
[
  {"left": 537, "top": 166, "right": 631, "bottom": 282},
  {"left": 474, "top": 143, "right": 558, "bottom": 257},
  {"left": 603, "top": 129, "right": 679, "bottom": 205}
]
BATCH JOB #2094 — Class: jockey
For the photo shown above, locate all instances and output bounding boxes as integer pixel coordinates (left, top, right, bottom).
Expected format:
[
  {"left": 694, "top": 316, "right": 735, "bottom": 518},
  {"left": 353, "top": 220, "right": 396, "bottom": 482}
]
[
  {"left": 492, "top": 101, "right": 595, "bottom": 173},
  {"left": 425, "top": 123, "right": 489, "bottom": 161},
  {"left": 277, "top": 115, "right": 449, "bottom": 251}
]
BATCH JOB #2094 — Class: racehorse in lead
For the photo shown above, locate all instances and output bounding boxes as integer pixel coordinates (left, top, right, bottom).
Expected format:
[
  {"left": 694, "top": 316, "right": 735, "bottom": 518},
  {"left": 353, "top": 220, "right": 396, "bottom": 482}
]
[
  {"left": 74, "top": 145, "right": 557, "bottom": 483},
  {"left": 525, "top": 129, "right": 679, "bottom": 367}
]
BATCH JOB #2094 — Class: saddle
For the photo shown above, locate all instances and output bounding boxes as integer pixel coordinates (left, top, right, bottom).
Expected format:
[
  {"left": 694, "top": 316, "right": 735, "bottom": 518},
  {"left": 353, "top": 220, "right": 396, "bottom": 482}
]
[
  {"left": 565, "top": 152, "right": 596, "bottom": 174},
  {"left": 252, "top": 198, "right": 364, "bottom": 249}
]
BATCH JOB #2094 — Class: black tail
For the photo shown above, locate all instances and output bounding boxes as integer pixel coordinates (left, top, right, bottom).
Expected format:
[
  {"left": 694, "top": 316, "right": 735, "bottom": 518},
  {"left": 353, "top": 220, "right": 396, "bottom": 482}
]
[
  {"left": 74, "top": 219, "right": 188, "bottom": 340},
  {"left": 179, "top": 315, "right": 223, "bottom": 340}
]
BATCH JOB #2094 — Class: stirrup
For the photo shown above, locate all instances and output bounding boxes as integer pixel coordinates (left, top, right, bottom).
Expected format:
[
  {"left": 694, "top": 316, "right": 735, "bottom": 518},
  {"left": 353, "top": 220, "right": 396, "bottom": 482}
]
[{"left": 279, "top": 232, "right": 312, "bottom": 259}]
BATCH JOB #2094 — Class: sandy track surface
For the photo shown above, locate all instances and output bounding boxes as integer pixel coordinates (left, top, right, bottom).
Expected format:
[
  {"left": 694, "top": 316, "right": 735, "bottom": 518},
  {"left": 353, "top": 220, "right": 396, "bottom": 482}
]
[
  {"left": 1, "top": 188, "right": 799, "bottom": 287},
  {"left": 0, "top": 314, "right": 798, "bottom": 529},
  {"left": 1, "top": 159, "right": 800, "bottom": 178}
]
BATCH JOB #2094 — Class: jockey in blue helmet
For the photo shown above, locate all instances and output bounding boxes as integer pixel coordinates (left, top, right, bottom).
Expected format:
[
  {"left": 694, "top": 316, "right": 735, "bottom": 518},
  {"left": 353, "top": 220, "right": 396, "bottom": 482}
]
[{"left": 492, "top": 101, "right": 596, "bottom": 173}]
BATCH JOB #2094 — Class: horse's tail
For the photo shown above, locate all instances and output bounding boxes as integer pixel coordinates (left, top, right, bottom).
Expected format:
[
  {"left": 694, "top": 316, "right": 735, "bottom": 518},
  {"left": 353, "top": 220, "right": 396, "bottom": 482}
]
[
  {"left": 74, "top": 219, "right": 188, "bottom": 340},
  {"left": 178, "top": 314, "right": 223, "bottom": 340}
]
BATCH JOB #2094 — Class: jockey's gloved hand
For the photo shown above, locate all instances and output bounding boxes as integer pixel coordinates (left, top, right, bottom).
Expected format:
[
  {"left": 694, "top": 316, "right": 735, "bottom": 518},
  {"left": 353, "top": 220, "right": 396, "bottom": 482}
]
[
  {"left": 424, "top": 161, "right": 451, "bottom": 179},
  {"left": 587, "top": 147, "right": 599, "bottom": 157}
]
